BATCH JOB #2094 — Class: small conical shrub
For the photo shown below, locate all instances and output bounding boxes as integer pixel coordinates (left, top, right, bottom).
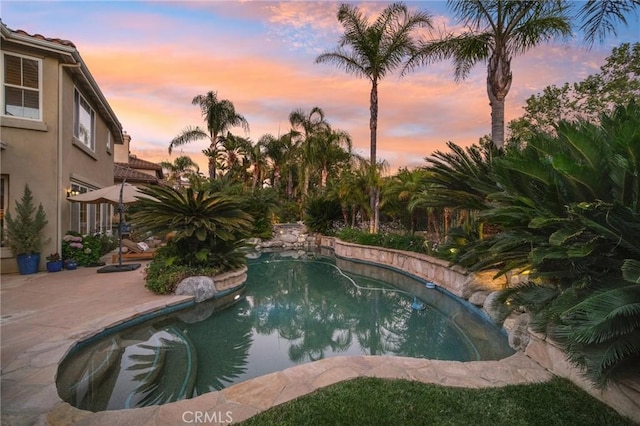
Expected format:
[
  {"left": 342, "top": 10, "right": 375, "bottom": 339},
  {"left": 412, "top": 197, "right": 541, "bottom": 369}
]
[{"left": 4, "top": 184, "right": 48, "bottom": 255}]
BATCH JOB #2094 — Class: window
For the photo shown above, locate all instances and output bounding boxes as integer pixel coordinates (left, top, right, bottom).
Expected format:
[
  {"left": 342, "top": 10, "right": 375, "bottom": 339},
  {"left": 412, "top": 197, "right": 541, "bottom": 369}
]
[
  {"left": 73, "top": 89, "right": 95, "bottom": 150},
  {"left": 2, "top": 53, "right": 42, "bottom": 120},
  {"left": 106, "top": 131, "right": 112, "bottom": 152},
  {"left": 69, "top": 182, "right": 112, "bottom": 235}
]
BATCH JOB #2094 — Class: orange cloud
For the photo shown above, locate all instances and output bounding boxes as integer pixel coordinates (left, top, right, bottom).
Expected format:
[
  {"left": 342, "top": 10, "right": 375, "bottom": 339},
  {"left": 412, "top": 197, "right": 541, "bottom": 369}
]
[{"left": 55, "top": 1, "right": 623, "bottom": 174}]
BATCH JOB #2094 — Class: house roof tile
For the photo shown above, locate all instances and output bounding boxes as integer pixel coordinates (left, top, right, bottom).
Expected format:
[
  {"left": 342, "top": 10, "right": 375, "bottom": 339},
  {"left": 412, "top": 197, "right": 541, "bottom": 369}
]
[
  {"left": 126, "top": 156, "right": 162, "bottom": 171},
  {"left": 114, "top": 164, "right": 160, "bottom": 184},
  {"left": 13, "top": 29, "right": 76, "bottom": 48}
]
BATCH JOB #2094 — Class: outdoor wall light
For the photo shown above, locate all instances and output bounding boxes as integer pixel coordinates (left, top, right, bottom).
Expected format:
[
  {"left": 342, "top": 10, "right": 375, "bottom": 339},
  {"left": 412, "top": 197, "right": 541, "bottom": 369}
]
[{"left": 66, "top": 188, "right": 80, "bottom": 197}]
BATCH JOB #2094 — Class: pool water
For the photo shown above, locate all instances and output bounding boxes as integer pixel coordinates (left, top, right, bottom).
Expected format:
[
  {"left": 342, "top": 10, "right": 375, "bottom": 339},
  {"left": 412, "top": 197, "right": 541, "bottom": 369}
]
[{"left": 57, "top": 251, "right": 514, "bottom": 411}]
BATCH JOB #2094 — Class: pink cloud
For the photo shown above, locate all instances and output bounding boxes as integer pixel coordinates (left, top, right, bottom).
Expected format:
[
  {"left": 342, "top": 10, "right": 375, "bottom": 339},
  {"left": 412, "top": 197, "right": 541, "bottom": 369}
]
[{"left": 50, "top": 2, "right": 623, "bottom": 175}]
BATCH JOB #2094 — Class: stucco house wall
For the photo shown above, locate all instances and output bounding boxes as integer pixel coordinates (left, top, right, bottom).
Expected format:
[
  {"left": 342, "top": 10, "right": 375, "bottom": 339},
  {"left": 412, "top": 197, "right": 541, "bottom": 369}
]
[{"left": 1, "top": 23, "right": 123, "bottom": 273}]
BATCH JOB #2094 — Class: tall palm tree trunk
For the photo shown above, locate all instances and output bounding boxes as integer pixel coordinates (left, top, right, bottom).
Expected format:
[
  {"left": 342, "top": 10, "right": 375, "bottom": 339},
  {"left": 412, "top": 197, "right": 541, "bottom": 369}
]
[
  {"left": 369, "top": 79, "right": 379, "bottom": 234},
  {"left": 209, "top": 158, "right": 216, "bottom": 180},
  {"left": 487, "top": 49, "right": 512, "bottom": 149},
  {"left": 303, "top": 166, "right": 310, "bottom": 199},
  {"left": 287, "top": 169, "right": 294, "bottom": 200},
  {"left": 252, "top": 168, "right": 259, "bottom": 191}
]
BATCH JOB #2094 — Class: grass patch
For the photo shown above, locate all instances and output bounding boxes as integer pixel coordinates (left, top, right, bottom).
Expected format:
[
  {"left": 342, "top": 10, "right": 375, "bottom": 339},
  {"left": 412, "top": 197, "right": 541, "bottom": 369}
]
[{"left": 238, "top": 377, "right": 634, "bottom": 426}]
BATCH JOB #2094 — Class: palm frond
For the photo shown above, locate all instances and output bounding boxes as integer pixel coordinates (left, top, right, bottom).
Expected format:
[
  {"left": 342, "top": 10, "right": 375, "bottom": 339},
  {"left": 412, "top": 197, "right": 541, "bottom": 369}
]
[
  {"left": 577, "top": 0, "right": 639, "bottom": 46},
  {"left": 168, "top": 126, "right": 208, "bottom": 154}
]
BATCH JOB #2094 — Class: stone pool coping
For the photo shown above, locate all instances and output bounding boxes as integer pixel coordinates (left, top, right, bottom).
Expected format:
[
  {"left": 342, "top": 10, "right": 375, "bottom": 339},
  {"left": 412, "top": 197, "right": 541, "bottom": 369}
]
[{"left": 0, "top": 257, "right": 553, "bottom": 426}]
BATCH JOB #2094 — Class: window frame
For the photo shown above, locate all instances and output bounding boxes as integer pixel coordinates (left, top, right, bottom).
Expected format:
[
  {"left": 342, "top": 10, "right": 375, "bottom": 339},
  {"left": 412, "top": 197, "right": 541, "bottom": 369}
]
[
  {"left": 73, "top": 88, "right": 95, "bottom": 151},
  {"left": 69, "top": 182, "right": 112, "bottom": 235},
  {"left": 1, "top": 52, "right": 43, "bottom": 121}
]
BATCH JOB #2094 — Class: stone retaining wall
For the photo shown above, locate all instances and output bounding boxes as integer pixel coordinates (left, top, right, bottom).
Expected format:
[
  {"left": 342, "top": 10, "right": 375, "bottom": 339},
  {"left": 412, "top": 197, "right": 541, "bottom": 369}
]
[
  {"left": 320, "top": 236, "right": 640, "bottom": 423},
  {"left": 250, "top": 223, "right": 317, "bottom": 250}
]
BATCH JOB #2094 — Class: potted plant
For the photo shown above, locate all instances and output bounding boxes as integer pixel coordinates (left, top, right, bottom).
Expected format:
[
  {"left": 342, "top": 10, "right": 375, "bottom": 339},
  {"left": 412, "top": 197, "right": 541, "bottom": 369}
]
[
  {"left": 64, "top": 258, "right": 78, "bottom": 270},
  {"left": 46, "top": 253, "right": 63, "bottom": 272},
  {"left": 4, "top": 184, "right": 49, "bottom": 275}
]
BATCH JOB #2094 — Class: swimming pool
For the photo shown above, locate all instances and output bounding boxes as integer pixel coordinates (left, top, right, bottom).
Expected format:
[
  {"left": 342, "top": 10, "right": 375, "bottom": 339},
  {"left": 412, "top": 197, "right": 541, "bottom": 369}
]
[{"left": 56, "top": 250, "right": 514, "bottom": 411}]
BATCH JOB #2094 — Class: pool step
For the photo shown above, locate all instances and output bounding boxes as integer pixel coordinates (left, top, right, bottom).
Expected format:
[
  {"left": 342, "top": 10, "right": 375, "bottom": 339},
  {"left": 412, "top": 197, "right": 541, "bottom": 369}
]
[
  {"left": 57, "top": 337, "right": 124, "bottom": 411},
  {"left": 124, "top": 326, "right": 197, "bottom": 408}
]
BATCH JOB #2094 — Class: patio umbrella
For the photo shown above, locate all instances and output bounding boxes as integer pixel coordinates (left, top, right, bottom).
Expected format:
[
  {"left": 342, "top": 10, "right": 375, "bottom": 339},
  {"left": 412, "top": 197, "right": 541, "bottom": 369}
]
[
  {"left": 67, "top": 182, "right": 153, "bottom": 204},
  {"left": 67, "top": 181, "right": 149, "bottom": 273}
]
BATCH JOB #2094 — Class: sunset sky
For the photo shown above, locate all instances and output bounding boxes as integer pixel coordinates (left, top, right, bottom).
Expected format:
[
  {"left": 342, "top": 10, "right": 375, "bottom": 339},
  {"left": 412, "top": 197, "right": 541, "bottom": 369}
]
[{"left": 2, "top": 1, "right": 638, "bottom": 172}]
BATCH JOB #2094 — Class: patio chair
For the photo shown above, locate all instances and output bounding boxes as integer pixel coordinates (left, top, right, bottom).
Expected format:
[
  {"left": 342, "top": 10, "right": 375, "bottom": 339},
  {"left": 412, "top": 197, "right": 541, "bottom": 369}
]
[{"left": 111, "top": 238, "right": 158, "bottom": 263}]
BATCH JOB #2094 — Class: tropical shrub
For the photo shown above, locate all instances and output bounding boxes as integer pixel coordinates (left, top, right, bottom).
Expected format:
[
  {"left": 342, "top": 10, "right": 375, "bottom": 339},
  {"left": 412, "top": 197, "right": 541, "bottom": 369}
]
[
  {"left": 241, "top": 188, "right": 277, "bottom": 239},
  {"left": 97, "top": 232, "right": 119, "bottom": 255},
  {"left": 132, "top": 185, "right": 253, "bottom": 294},
  {"left": 458, "top": 103, "right": 640, "bottom": 386},
  {"left": 143, "top": 248, "right": 224, "bottom": 294},
  {"left": 277, "top": 200, "right": 303, "bottom": 223},
  {"left": 336, "top": 227, "right": 430, "bottom": 255},
  {"left": 304, "top": 194, "right": 342, "bottom": 234}
]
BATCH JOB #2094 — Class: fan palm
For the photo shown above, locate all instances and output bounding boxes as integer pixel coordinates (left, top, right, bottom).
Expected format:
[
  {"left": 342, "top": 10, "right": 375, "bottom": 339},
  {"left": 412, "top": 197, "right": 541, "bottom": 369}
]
[
  {"left": 169, "top": 91, "right": 249, "bottom": 179},
  {"left": 316, "top": 2, "right": 432, "bottom": 233},
  {"left": 405, "top": 0, "right": 572, "bottom": 149}
]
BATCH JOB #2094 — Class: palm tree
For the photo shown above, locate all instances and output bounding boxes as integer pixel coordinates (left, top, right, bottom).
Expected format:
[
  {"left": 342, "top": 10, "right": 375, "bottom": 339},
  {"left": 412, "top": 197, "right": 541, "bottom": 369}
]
[
  {"left": 219, "top": 132, "right": 251, "bottom": 182},
  {"left": 576, "top": 0, "right": 640, "bottom": 46},
  {"left": 312, "top": 129, "right": 353, "bottom": 190},
  {"left": 405, "top": 0, "right": 572, "bottom": 149},
  {"left": 384, "top": 168, "right": 429, "bottom": 234},
  {"left": 289, "top": 107, "right": 330, "bottom": 198},
  {"left": 332, "top": 156, "right": 378, "bottom": 228},
  {"left": 316, "top": 2, "right": 432, "bottom": 233},
  {"left": 168, "top": 91, "right": 249, "bottom": 179},
  {"left": 260, "top": 133, "right": 287, "bottom": 192},
  {"left": 160, "top": 155, "right": 200, "bottom": 189},
  {"left": 247, "top": 139, "right": 268, "bottom": 191}
]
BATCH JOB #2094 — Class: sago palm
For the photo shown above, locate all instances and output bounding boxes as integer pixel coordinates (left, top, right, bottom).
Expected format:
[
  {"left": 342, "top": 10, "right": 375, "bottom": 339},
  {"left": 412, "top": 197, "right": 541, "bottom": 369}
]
[
  {"left": 465, "top": 103, "right": 640, "bottom": 387},
  {"left": 132, "top": 184, "right": 253, "bottom": 268}
]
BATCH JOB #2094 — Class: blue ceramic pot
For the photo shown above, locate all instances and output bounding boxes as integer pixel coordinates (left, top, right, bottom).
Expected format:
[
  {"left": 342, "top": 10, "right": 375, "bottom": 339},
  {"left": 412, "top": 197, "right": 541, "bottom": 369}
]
[
  {"left": 16, "top": 253, "right": 40, "bottom": 275},
  {"left": 65, "top": 260, "right": 78, "bottom": 270},
  {"left": 47, "top": 260, "right": 64, "bottom": 272}
]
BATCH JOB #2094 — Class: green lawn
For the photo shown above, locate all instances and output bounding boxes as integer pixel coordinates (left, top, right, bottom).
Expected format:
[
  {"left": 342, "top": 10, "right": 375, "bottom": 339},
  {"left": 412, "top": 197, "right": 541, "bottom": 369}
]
[{"left": 239, "top": 377, "right": 635, "bottom": 426}]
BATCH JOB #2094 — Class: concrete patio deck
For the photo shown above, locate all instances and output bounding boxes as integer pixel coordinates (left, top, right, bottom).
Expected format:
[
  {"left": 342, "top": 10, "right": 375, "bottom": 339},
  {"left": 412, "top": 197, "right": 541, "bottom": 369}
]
[{"left": 1, "top": 260, "right": 553, "bottom": 426}]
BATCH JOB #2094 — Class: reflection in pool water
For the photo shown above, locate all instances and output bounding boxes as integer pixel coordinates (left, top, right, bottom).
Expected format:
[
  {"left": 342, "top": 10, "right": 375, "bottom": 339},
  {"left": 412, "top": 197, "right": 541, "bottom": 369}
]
[{"left": 57, "top": 251, "right": 514, "bottom": 411}]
